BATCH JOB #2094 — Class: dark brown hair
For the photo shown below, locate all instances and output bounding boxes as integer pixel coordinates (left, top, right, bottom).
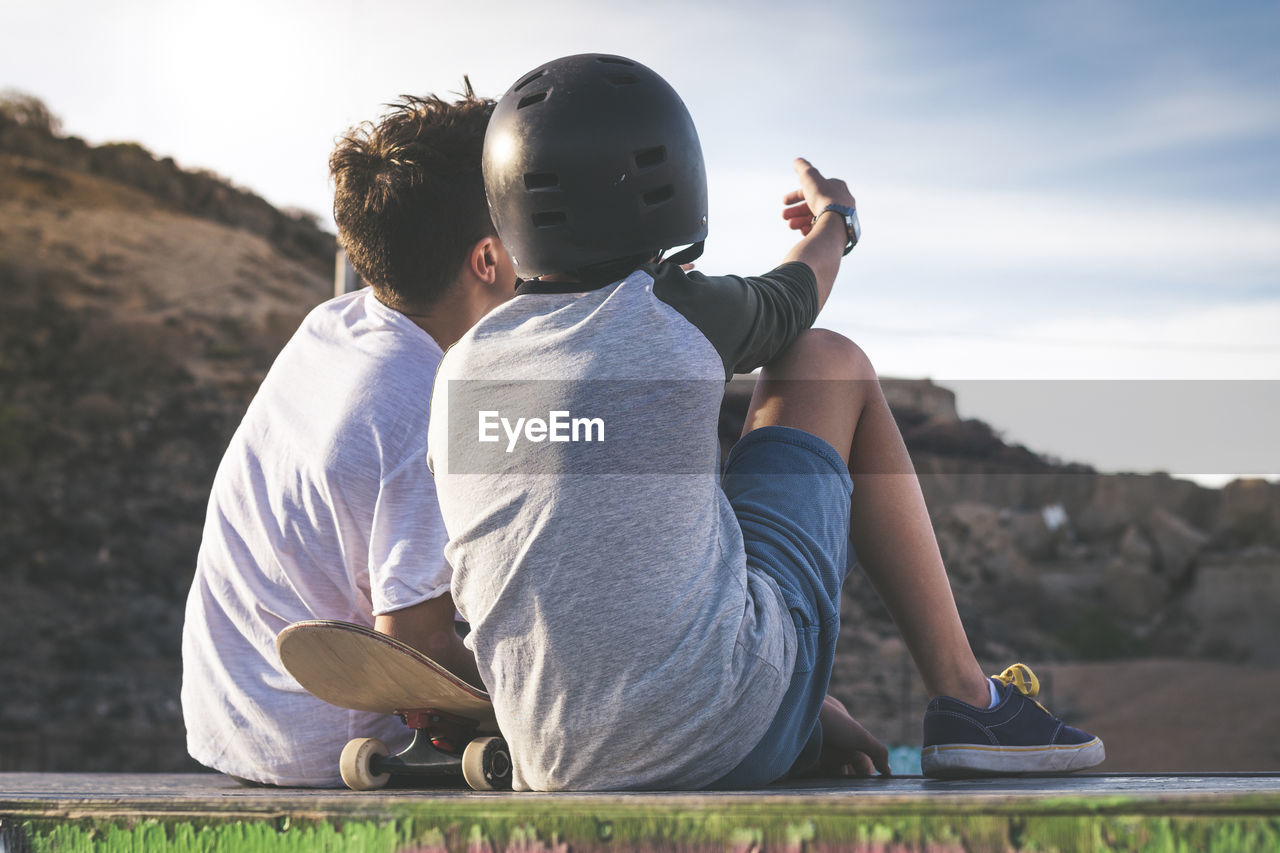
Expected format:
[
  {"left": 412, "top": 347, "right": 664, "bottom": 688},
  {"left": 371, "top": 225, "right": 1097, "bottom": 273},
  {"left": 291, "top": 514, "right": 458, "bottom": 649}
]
[{"left": 330, "top": 87, "right": 495, "bottom": 312}]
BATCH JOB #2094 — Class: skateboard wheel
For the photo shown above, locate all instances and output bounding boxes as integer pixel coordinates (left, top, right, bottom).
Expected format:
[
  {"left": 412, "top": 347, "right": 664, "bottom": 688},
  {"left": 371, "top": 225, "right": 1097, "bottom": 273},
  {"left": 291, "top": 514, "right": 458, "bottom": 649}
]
[
  {"left": 340, "top": 737, "right": 391, "bottom": 790},
  {"left": 462, "top": 736, "right": 512, "bottom": 791}
]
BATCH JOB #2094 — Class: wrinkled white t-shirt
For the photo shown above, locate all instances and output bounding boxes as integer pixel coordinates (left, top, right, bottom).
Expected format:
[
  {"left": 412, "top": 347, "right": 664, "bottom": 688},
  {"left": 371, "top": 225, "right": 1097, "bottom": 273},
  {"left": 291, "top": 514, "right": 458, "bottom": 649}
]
[{"left": 181, "top": 289, "right": 450, "bottom": 786}]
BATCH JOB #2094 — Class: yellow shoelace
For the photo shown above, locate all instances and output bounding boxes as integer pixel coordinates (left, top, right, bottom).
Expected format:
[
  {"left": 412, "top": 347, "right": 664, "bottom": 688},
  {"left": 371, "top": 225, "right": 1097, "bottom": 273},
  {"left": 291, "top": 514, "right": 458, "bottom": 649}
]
[{"left": 992, "top": 663, "right": 1049, "bottom": 711}]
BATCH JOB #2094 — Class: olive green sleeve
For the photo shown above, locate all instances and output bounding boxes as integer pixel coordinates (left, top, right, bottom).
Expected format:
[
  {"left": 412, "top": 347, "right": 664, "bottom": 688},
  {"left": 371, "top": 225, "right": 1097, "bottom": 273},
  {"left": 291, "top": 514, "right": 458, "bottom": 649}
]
[{"left": 646, "top": 261, "right": 820, "bottom": 380}]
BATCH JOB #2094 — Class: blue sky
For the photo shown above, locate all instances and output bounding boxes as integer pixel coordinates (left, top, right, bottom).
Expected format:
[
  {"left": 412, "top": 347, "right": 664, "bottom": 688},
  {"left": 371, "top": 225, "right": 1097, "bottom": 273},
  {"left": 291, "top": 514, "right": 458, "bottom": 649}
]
[{"left": 2, "top": 0, "right": 1277, "bottom": 477}]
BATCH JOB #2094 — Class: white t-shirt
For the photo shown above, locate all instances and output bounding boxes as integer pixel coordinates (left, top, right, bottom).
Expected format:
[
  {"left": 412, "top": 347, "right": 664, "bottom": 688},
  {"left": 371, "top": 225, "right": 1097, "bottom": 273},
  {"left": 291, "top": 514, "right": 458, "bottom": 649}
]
[{"left": 181, "top": 289, "right": 451, "bottom": 786}]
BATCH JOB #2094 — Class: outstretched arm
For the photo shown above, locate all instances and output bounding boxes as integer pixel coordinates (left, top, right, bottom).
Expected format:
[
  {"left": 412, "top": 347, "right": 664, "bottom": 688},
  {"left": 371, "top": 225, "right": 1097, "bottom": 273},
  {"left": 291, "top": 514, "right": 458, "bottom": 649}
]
[
  {"left": 780, "top": 157, "right": 856, "bottom": 311},
  {"left": 648, "top": 158, "right": 855, "bottom": 377}
]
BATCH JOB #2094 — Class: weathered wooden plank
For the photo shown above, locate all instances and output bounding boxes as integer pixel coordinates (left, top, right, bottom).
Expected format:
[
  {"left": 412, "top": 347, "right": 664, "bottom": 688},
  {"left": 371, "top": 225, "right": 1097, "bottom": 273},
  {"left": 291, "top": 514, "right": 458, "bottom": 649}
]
[{"left": 2, "top": 773, "right": 1278, "bottom": 852}]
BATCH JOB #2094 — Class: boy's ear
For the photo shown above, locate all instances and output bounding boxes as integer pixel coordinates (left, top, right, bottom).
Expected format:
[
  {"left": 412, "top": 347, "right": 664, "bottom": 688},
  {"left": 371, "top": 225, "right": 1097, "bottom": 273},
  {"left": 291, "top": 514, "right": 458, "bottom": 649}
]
[{"left": 466, "top": 236, "right": 500, "bottom": 284}]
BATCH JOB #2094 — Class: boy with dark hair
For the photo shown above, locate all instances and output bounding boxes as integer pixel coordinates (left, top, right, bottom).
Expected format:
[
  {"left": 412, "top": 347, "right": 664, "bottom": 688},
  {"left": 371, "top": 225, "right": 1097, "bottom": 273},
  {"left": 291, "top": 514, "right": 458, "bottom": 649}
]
[
  {"left": 182, "top": 89, "right": 512, "bottom": 786},
  {"left": 428, "top": 54, "right": 1103, "bottom": 790}
]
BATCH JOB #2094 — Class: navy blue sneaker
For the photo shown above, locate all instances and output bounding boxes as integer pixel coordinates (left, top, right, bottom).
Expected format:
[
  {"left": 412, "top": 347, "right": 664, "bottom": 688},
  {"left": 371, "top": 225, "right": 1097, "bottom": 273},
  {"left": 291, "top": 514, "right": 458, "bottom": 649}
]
[{"left": 921, "top": 664, "right": 1105, "bottom": 777}]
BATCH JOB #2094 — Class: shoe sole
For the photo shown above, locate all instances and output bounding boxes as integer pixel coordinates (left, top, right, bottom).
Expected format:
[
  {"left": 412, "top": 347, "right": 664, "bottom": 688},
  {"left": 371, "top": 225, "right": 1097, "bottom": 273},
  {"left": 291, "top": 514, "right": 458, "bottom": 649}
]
[{"left": 921, "top": 737, "right": 1105, "bottom": 777}]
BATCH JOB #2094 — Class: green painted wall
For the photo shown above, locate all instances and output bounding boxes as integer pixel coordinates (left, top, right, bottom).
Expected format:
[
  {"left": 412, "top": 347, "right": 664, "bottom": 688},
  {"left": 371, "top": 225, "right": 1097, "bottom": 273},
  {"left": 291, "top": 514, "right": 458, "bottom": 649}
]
[{"left": 7, "top": 812, "right": 1280, "bottom": 852}]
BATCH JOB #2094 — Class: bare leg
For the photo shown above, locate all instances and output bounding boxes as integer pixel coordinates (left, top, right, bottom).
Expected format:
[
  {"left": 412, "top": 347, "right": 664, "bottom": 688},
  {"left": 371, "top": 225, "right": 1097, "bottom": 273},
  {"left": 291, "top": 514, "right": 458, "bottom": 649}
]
[{"left": 743, "top": 329, "right": 990, "bottom": 707}]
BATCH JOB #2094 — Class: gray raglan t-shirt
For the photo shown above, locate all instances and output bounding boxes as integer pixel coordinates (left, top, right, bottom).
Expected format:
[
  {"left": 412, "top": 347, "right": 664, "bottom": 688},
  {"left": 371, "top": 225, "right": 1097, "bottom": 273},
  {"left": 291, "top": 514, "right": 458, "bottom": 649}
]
[{"left": 427, "top": 261, "right": 819, "bottom": 791}]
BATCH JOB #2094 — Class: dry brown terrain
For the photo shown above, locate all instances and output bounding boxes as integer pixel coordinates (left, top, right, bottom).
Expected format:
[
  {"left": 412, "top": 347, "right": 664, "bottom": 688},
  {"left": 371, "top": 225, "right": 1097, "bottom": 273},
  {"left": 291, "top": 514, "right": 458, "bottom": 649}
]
[
  {"left": 1038, "top": 659, "right": 1280, "bottom": 772},
  {"left": 0, "top": 143, "right": 330, "bottom": 772},
  {"left": 0, "top": 155, "right": 327, "bottom": 388},
  {"left": 827, "top": 642, "right": 1280, "bottom": 772}
]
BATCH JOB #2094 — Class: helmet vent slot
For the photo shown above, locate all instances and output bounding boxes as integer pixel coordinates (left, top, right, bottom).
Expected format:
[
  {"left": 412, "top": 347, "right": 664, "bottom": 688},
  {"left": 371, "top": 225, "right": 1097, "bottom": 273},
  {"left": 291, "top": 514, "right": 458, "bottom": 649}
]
[
  {"left": 597, "top": 56, "right": 636, "bottom": 66},
  {"left": 518, "top": 91, "right": 549, "bottom": 109},
  {"left": 514, "top": 69, "right": 547, "bottom": 91},
  {"left": 524, "top": 172, "right": 560, "bottom": 191},
  {"left": 634, "top": 147, "right": 666, "bottom": 169},
  {"left": 532, "top": 211, "right": 567, "bottom": 228},
  {"left": 642, "top": 185, "right": 675, "bottom": 206},
  {"left": 607, "top": 74, "right": 638, "bottom": 86}
]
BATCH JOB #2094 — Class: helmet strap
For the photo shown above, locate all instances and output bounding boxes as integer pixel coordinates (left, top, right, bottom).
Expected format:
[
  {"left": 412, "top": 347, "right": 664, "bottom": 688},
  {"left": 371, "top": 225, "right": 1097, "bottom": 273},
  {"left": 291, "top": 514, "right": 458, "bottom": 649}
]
[{"left": 663, "top": 241, "right": 704, "bottom": 267}]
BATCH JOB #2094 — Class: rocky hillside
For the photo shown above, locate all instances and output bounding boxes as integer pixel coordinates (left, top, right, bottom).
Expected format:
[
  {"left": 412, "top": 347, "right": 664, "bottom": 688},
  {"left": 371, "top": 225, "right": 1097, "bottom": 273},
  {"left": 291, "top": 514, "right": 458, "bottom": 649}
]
[
  {"left": 719, "top": 379, "right": 1280, "bottom": 751},
  {"left": 0, "top": 95, "right": 332, "bottom": 771},
  {"left": 1, "top": 95, "right": 1276, "bottom": 773}
]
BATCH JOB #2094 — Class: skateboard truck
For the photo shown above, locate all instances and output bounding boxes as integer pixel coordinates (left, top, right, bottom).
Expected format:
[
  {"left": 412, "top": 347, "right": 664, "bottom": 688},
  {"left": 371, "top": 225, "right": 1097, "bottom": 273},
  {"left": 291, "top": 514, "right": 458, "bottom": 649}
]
[
  {"left": 341, "top": 707, "right": 512, "bottom": 791},
  {"left": 403, "top": 708, "right": 470, "bottom": 754}
]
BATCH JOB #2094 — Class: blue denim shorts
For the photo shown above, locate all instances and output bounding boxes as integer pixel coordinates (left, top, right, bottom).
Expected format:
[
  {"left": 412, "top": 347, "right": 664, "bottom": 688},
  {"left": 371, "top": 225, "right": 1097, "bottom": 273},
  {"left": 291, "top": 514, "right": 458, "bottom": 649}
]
[{"left": 711, "top": 425, "right": 853, "bottom": 788}]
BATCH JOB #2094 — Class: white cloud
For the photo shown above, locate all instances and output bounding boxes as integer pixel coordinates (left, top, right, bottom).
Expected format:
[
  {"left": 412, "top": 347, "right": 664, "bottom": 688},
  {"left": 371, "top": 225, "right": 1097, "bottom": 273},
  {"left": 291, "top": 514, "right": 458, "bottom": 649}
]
[
  {"left": 825, "top": 300, "right": 1280, "bottom": 381},
  {"left": 859, "top": 184, "right": 1280, "bottom": 283}
]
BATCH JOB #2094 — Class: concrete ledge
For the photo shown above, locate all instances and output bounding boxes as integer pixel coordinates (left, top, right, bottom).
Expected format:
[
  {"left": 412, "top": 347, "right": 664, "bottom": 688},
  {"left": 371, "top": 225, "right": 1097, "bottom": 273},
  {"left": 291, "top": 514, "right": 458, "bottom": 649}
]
[{"left": 2, "top": 773, "right": 1279, "bottom": 851}]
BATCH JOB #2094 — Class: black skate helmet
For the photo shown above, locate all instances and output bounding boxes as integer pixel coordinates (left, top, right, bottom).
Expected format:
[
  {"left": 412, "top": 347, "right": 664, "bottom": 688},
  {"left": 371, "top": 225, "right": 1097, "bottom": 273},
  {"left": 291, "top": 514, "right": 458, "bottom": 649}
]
[{"left": 483, "top": 53, "right": 708, "bottom": 280}]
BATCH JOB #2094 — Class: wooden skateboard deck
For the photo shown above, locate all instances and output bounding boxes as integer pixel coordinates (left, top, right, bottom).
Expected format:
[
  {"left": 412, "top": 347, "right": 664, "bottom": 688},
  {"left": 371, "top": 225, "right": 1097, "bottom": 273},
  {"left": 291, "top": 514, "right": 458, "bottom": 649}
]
[
  {"left": 276, "top": 619, "right": 497, "bottom": 728},
  {"left": 276, "top": 620, "right": 510, "bottom": 790}
]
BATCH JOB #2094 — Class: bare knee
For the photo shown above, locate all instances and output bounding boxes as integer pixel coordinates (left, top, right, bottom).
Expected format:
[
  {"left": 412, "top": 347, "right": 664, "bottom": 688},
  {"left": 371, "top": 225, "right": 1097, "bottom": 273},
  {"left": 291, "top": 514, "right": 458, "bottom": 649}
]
[
  {"left": 766, "top": 328, "right": 878, "bottom": 384},
  {"left": 744, "top": 330, "right": 881, "bottom": 454}
]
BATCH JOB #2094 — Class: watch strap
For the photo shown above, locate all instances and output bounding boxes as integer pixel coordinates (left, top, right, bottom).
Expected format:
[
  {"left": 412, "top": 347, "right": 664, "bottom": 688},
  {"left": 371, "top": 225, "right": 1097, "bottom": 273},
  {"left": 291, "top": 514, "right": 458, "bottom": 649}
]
[{"left": 814, "top": 203, "right": 859, "bottom": 255}]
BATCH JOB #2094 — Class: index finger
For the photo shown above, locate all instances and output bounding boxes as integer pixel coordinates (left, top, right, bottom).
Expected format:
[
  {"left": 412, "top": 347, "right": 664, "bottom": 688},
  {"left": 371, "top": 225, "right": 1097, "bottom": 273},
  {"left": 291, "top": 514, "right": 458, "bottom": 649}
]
[{"left": 793, "top": 157, "right": 824, "bottom": 182}]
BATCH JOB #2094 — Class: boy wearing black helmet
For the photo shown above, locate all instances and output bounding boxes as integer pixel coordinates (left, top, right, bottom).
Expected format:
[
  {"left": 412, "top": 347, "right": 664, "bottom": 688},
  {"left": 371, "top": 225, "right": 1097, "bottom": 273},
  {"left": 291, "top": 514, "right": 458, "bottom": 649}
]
[{"left": 428, "top": 54, "right": 1103, "bottom": 790}]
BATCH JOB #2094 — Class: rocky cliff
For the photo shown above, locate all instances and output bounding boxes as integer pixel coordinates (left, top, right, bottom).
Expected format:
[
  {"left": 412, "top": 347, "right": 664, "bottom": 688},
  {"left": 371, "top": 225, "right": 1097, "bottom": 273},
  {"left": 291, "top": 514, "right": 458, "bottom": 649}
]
[
  {"left": 0, "top": 95, "right": 332, "bottom": 770},
  {"left": 1, "top": 95, "right": 1275, "bottom": 772}
]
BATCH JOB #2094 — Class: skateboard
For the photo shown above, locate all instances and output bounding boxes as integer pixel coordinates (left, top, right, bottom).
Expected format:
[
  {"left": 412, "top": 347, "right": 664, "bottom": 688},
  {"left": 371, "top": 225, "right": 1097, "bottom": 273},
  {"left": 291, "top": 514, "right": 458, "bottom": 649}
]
[{"left": 276, "top": 619, "right": 512, "bottom": 791}]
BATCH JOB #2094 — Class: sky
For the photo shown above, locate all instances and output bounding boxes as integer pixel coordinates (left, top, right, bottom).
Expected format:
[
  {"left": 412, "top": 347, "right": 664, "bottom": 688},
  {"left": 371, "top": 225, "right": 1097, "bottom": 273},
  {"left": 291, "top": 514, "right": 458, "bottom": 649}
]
[{"left": 2, "top": 0, "right": 1278, "bottom": 481}]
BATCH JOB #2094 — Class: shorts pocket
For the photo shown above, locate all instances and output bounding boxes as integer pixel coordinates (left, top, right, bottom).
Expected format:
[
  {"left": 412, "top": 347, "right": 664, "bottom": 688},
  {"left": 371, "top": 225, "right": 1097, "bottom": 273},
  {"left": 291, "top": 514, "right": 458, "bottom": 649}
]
[{"left": 786, "top": 597, "right": 819, "bottom": 675}]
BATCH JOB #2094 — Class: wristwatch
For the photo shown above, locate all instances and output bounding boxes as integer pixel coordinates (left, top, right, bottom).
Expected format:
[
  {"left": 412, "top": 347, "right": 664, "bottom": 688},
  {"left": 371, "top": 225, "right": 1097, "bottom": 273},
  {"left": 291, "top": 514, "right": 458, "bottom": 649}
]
[{"left": 814, "top": 203, "right": 860, "bottom": 255}]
